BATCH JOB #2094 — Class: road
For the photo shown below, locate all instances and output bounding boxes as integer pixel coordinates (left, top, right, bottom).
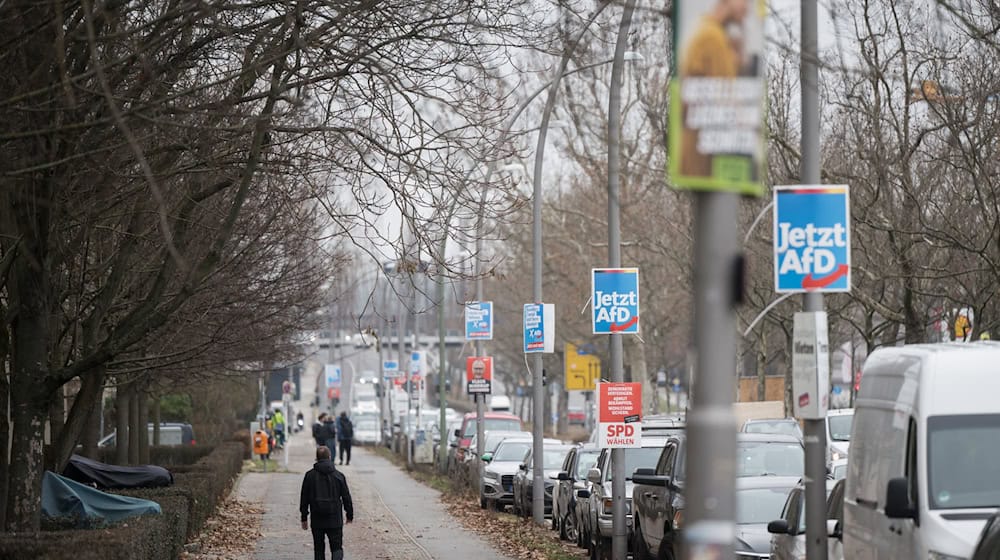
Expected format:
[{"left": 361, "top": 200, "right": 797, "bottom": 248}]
[{"left": 238, "top": 355, "right": 514, "bottom": 560}]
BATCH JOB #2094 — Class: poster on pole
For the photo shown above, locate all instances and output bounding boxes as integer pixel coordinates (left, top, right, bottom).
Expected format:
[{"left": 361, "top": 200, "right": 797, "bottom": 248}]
[
  {"left": 464, "top": 301, "right": 494, "bottom": 340},
  {"left": 592, "top": 268, "right": 640, "bottom": 334},
  {"left": 792, "top": 312, "right": 830, "bottom": 420},
  {"left": 597, "top": 382, "right": 643, "bottom": 448},
  {"left": 668, "top": 0, "right": 767, "bottom": 196},
  {"left": 324, "top": 365, "right": 342, "bottom": 387},
  {"left": 564, "top": 342, "right": 601, "bottom": 391},
  {"left": 523, "top": 303, "right": 555, "bottom": 353},
  {"left": 382, "top": 360, "right": 399, "bottom": 382},
  {"left": 773, "top": 185, "right": 851, "bottom": 293},
  {"left": 466, "top": 356, "right": 493, "bottom": 394}
]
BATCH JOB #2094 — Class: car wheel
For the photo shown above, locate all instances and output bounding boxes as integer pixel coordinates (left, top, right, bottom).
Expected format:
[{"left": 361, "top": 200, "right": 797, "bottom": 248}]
[
  {"left": 480, "top": 495, "right": 487, "bottom": 510},
  {"left": 656, "top": 537, "right": 676, "bottom": 560},
  {"left": 561, "top": 512, "right": 576, "bottom": 542},
  {"left": 551, "top": 509, "right": 557, "bottom": 531},
  {"left": 632, "top": 522, "right": 654, "bottom": 560}
]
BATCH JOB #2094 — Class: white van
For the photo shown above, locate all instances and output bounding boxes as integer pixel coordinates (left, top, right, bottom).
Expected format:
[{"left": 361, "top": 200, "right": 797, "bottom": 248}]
[
  {"left": 843, "top": 342, "right": 1000, "bottom": 559},
  {"left": 488, "top": 395, "right": 511, "bottom": 412}
]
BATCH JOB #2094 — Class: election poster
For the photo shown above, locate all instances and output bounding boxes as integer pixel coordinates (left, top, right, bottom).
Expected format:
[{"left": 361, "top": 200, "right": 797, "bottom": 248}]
[
  {"left": 669, "top": 0, "right": 767, "bottom": 195},
  {"left": 597, "top": 382, "right": 642, "bottom": 448},
  {"left": 466, "top": 356, "right": 493, "bottom": 395},
  {"left": 773, "top": 185, "right": 851, "bottom": 293},
  {"left": 592, "top": 268, "right": 640, "bottom": 335}
]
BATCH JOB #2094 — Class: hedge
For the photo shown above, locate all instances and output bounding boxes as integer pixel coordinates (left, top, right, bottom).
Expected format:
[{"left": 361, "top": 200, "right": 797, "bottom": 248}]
[{"left": 0, "top": 436, "right": 248, "bottom": 560}]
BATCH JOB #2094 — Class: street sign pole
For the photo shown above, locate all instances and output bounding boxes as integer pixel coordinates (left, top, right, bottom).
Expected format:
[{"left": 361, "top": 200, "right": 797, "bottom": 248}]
[{"left": 802, "top": 1, "right": 828, "bottom": 557}]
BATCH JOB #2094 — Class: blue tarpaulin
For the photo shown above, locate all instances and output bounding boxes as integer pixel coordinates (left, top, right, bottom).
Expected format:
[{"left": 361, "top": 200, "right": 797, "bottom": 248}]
[{"left": 41, "top": 471, "right": 161, "bottom": 524}]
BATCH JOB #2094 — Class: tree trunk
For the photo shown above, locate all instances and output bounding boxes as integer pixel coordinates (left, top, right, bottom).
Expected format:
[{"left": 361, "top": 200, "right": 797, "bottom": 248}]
[
  {"left": 138, "top": 388, "right": 150, "bottom": 464},
  {"left": 0, "top": 360, "right": 9, "bottom": 531},
  {"left": 81, "top": 393, "right": 102, "bottom": 460},
  {"left": 626, "top": 338, "right": 653, "bottom": 414},
  {"left": 151, "top": 395, "right": 161, "bottom": 446},
  {"left": 756, "top": 329, "right": 767, "bottom": 402},
  {"left": 556, "top": 386, "right": 568, "bottom": 436},
  {"left": 52, "top": 368, "right": 106, "bottom": 471},
  {"left": 128, "top": 384, "right": 140, "bottom": 465},
  {"left": 115, "top": 385, "right": 130, "bottom": 465}
]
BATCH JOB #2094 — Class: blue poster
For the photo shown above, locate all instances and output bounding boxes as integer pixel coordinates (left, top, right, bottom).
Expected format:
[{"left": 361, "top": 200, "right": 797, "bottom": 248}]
[
  {"left": 592, "top": 268, "right": 640, "bottom": 334},
  {"left": 464, "top": 301, "right": 494, "bottom": 340},
  {"left": 524, "top": 303, "right": 544, "bottom": 353},
  {"left": 325, "top": 365, "right": 341, "bottom": 387},
  {"left": 382, "top": 360, "right": 399, "bottom": 381},
  {"left": 774, "top": 186, "right": 851, "bottom": 293}
]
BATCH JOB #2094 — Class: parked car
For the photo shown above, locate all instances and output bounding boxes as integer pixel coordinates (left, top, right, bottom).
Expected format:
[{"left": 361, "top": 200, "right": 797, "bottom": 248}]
[
  {"left": 767, "top": 478, "right": 836, "bottom": 560},
  {"left": 826, "top": 478, "right": 845, "bottom": 560},
  {"left": 741, "top": 417, "right": 804, "bottom": 440},
  {"left": 972, "top": 510, "right": 1000, "bottom": 560},
  {"left": 451, "top": 411, "right": 523, "bottom": 475},
  {"left": 488, "top": 395, "right": 512, "bottom": 412},
  {"left": 352, "top": 416, "right": 380, "bottom": 445},
  {"left": 580, "top": 436, "right": 669, "bottom": 559},
  {"left": 480, "top": 437, "right": 533, "bottom": 511},
  {"left": 512, "top": 443, "right": 574, "bottom": 519},
  {"left": 736, "top": 433, "right": 804, "bottom": 477},
  {"left": 98, "top": 422, "right": 195, "bottom": 447},
  {"left": 588, "top": 414, "right": 685, "bottom": 444},
  {"left": 844, "top": 342, "right": 1000, "bottom": 559},
  {"left": 568, "top": 408, "right": 586, "bottom": 426},
  {"left": 632, "top": 435, "right": 686, "bottom": 560},
  {"left": 553, "top": 444, "right": 600, "bottom": 544},
  {"left": 828, "top": 457, "right": 848, "bottom": 481},
  {"left": 825, "top": 408, "right": 853, "bottom": 465}
]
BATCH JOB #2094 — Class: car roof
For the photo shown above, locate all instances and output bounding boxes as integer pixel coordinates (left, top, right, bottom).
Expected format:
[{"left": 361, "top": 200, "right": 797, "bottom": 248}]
[
  {"left": 640, "top": 437, "right": 669, "bottom": 447},
  {"left": 464, "top": 411, "right": 521, "bottom": 420},
  {"left": 737, "top": 433, "right": 802, "bottom": 443}
]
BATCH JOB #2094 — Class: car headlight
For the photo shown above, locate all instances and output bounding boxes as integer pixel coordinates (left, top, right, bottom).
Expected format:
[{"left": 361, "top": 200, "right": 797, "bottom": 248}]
[
  {"left": 831, "top": 451, "right": 842, "bottom": 462},
  {"left": 928, "top": 552, "right": 965, "bottom": 560},
  {"left": 483, "top": 471, "right": 498, "bottom": 481},
  {"left": 601, "top": 498, "right": 631, "bottom": 515}
]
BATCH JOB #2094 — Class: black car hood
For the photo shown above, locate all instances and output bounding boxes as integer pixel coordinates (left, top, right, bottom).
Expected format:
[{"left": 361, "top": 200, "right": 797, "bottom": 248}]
[{"left": 735, "top": 523, "right": 771, "bottom": 553}]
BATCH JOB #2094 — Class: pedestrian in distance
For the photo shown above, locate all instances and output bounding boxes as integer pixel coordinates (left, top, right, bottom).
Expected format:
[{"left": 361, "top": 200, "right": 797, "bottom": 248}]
[
  {"left": 336, "top": 411, "right": 354, "bottom": 465},
  {"left": 300, "top": 446, "right": 353, "bottom": 560},
  {"left": 313, "top": 413, "right": 326, "bottom": 446},
  {"left": 321, "top": 413, "right": 338, "bottom": 460}
]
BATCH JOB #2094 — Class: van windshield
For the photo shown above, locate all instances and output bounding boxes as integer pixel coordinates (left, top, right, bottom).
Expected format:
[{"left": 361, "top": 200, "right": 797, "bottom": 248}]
[
  {"left": 928, "top": 414, "right": 1000, "bottom": 509},
  {"left": 464, "top": 418, "right": 521, "bottom": 437},
  {"left": 828, "top": 414, "right": 853, "bottom": 442}
]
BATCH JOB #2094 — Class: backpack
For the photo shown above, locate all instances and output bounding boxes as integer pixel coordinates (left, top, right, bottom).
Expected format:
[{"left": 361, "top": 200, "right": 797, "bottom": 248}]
[
  {"left": 313, "top": 471, "right": 340, "bottom": 516},
  {"left": 339, "top": 418, "right": 353, "bottom": 440}
]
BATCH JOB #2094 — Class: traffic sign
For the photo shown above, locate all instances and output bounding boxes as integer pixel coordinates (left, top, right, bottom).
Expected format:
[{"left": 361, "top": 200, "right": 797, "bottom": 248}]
[
  {"left": 324, "top": 365, "right": 342, "bottom": 387},
  {"left": 464, "top": 301, "right": 494, "bottom": 340},
  {"left": 383, "top": 360, "right": 399, "bottom": 381},
  {"left": 774, "top": 186, "right": 851, "bottom": 293},
  {"left": 592, "top": 268, "right": 640, "bottom": 334},
  {"left": 523, "top": 303, "right": 555, "bottom": 353},
  {"left": 597, "top": 382, "right": 642, "bottom": 448},
  {"left": 565, "top": 342, "right": 601, "bottom": 391},
  {"left": 466, "top": 356, "right": 493, "bottom": 394}
]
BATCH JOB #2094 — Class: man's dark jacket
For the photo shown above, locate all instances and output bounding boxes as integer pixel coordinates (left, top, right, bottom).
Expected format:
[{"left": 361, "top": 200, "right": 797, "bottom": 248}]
[
  {"left": 300, "top": 460, "right": 353, "bottom": 528},
  {"left": 318, "top": 418, "right": 337, "bottom": 441}
]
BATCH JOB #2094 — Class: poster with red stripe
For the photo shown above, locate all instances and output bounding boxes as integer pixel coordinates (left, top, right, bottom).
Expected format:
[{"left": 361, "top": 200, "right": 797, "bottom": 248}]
[{"left": 598, "top": 382, "right": 642, "bottom": 448}]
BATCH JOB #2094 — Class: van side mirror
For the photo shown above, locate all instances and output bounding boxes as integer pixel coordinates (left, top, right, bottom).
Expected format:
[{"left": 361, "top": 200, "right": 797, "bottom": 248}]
[
  {"left": 587, "top": 467, "right": 602, "bottom": 484},
  {"left": 767, "top": 519, "right": 792, "bottom": 535},
  {"left": 885, "top": 477, "right": 917, "bottom": 519},
  {"left": 519, "top": 463, "right": 527, "bottom": 471},
  {"left": 454, "top": 429, "right": 461, "bottom": 438},
  {"left": 556, "top": 471, "right": 571, "bottom": 481}
]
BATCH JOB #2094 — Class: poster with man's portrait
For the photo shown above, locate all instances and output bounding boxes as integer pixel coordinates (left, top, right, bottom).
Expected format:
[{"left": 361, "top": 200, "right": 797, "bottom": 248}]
[{"left": 466, "top": 356, "right": 493, "bottom": 394}]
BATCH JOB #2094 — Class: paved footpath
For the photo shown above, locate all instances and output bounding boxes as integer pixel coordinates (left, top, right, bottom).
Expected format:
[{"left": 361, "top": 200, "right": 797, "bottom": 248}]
[{"left": 235, "top": 427, "right": 514, "bottom": 560}]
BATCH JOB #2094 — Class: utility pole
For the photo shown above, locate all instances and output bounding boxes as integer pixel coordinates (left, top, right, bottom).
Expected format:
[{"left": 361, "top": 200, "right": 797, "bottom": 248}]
[
  {"left": 607, "top": 1, "right": 635, "bottom": 558},
  {"left": 801, "top": 1, "right": 829, "bottom": 558}
]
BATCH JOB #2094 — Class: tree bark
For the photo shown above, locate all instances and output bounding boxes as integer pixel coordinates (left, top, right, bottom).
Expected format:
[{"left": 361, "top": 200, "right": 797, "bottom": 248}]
[
  {"left": 626, "top": 338, "right": 653, "bottom": 414},
  {"left": 151, "top": 395, "right": 161, "bottom": 446},
  {"left": 556, "top": 386, "right": 568, "bottom": 436},
  {"left": 51, "top": 368, "right": 105, "bottom": 471},
  {"left": 756, "top": 329, "right": 767, "bottom": 402},
  {"left": 128, "top": 384, "right": 140, "bottom": 465},
  {"left": 115, "top": 385, "right": 130, "bottom": 466},
  {"left": 0, "top": 358, "right": 9, "bottom": 531},
  {"left": 138, "top": 388, "right": 149, "bottom": 464}
]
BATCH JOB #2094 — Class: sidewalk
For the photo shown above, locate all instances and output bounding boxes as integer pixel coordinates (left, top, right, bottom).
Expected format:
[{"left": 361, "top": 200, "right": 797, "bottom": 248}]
[{"left": 235, "top": 427, "right": 515, "bottom": 560}]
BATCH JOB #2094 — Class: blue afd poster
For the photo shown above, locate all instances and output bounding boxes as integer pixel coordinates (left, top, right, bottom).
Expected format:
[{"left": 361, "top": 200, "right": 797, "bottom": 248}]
[
  {"left": 773, "top": 186, "right": 851, "bottom": 293},
  {"left": 592, "top": 268, "right": 640, "bottom": 334},
  {"left": 523, "top": 303, "right": 554, "bottom": 353},
  {"left": 464, "top": 301, "right": 493, "bottom": 340}
]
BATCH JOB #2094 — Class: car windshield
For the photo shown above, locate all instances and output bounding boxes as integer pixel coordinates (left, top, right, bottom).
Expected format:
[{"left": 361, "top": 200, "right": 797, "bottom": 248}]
[
  {"left": 928, "top": 414, "right": 1000, "bottom": 509},
  {"left": 737, "top": 442, "right": 803, "bottom": 477},
  {"left": 832, "top": 463, "right": 847, "bottom": 480},
  {"left": 744, "top": 420, "right": 801, "bottom": 438},
  {"left": 828, "top": 414, "right": 853, "bottom": 442},
  {"left": 607, "top": 446, "right": 664, "bottom": 481},
  {"left": 543, "top": 449, "right": 570, "bottom": 470},
  {"left": 465, "top": 418, "right": 521, "bottom": 437},
  {"left": 485, "top": 433, "right": 525, "bottom": 452},
  {"left": 576, "top": 451, "right": 600, "bottom": 479},
  {"left": 494, "top": 441, "right": 531, "bottom": 462},
  {"left": 737, "top": 486, "right": 795, "bottom": 524}
]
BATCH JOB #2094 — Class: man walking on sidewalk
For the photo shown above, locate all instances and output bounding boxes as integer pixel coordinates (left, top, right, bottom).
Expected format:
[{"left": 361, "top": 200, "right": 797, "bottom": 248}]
[
  {"left": 336, "top": 411, "right": 354, "bottom": 465},
  {"left": 300, "top": 446, "right": 354, "bottom": 560}
]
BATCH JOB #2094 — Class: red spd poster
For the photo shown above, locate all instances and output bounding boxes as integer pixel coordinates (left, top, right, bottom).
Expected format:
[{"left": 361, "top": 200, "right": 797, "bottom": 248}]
[{"left": 597, "top": 382, "right": 642, "bottom": 448}]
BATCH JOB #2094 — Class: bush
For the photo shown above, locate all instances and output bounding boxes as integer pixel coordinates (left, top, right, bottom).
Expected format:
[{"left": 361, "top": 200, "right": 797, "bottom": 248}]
[{"left": 0, "top": 433, "right": 249, "bottom": 560}]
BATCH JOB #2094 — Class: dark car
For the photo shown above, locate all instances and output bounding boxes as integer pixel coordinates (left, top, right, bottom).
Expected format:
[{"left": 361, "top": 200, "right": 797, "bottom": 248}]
[
  {"left": 512, "top": 443, "right": 574, "bottom": 519},
  {"left": 973, "top": 511, "right": 1000, "bottom": 560},
  {"left": 553, "top": 444, "right": 600, "bottom": 543},
  {"left": 631, "top": 435, "right": 686, "bottom": 560}
]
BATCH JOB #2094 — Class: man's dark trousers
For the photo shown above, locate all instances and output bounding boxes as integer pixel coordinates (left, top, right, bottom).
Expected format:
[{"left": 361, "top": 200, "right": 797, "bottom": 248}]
[
  {"left": 339, "top": 439, "right": 352, "bottom": 464},
  {"left": 324, "top": 438, "right": 337, "bottom": 459},
  {"left": 311, "top": 526, "right": 343, "bottom": 560}
]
